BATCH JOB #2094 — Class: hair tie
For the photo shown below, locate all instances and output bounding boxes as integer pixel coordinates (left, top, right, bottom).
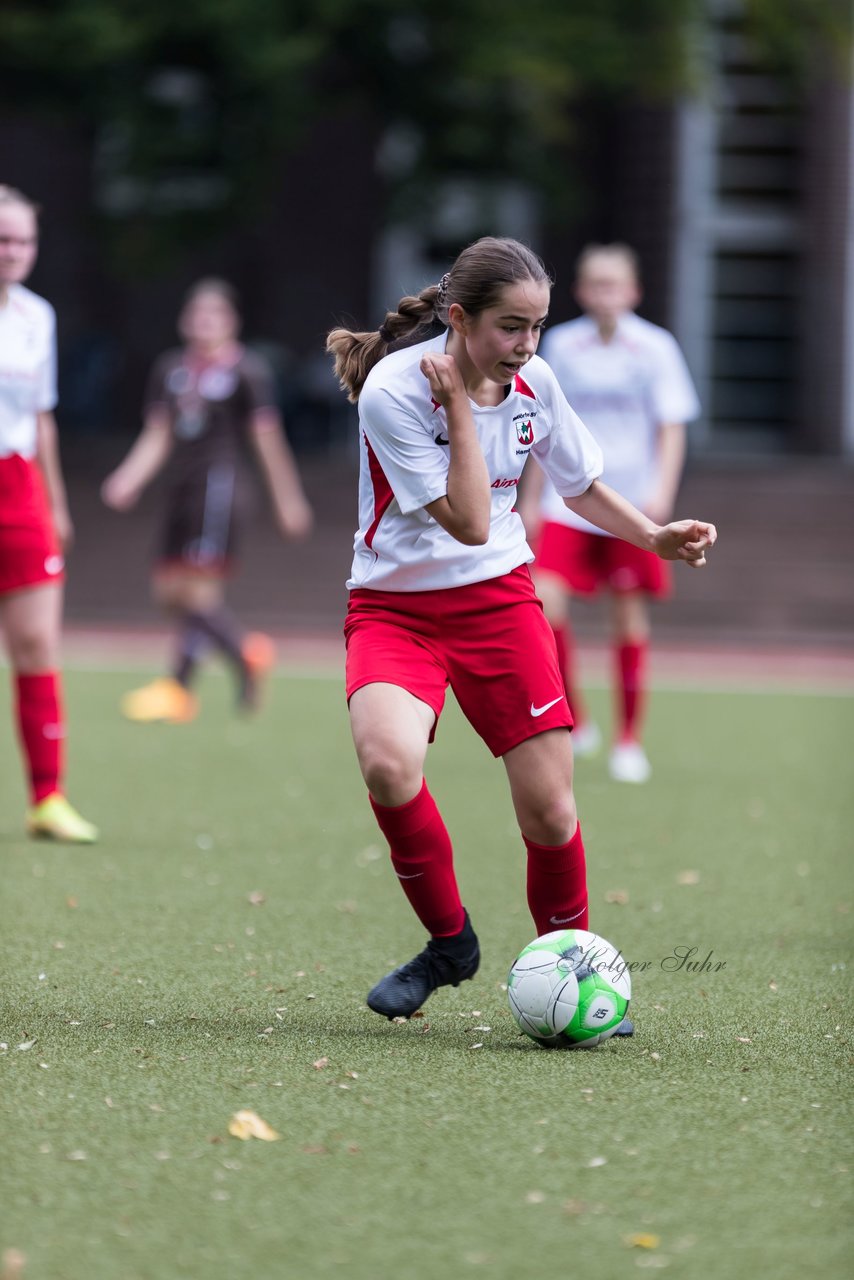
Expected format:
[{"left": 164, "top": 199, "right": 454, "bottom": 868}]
[
  {"left": 436, "top": 272, "right": 451, "bottom": 306},
  {"left": 379, "top": 324, "right": 394, "bottom": 344}
]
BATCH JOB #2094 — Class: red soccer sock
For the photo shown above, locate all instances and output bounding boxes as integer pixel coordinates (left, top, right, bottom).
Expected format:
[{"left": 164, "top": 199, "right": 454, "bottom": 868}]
[
  {"left": 525, "top": 824, "right": 589, "bottom": 937},
  {"left": 615, "top": 639, "right": 648, "bottom": 742},
  {"left": 552, "top": 622, "right": 589, "bottom": 726},
  {"left": 14, "top": 671, "right": 65, "bottom": 804},
  {"left": 370, "top": 780, "right": 465, "bottom": 937}
]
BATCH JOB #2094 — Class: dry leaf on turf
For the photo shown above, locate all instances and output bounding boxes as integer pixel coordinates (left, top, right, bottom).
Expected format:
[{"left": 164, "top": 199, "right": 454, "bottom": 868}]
[
  {"left": 564, "top": 1199, "right": 603, "bottom": 1216},
  {"left": 605, "top": 889, "right": 630, "bottom": 905},
  {"left": 227, "top": 1110, "right": 280, "bottom": 1141},
  {"left": 247, "top": 891, "right": 266, "bottom": 906},
  {"left": 625, "top": 1234, "right": 661, "bottom": 1250},
  {"left": 676, "top": 870, "right": 700, "bottom": 885},
  {"left": 312, "top": 1057, "right": 329, "bottom": 1070}
]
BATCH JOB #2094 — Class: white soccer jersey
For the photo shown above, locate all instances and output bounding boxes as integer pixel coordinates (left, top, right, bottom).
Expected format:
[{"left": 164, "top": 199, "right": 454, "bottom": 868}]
[
  {"left": 538, "top": 312, "right": 700, "bottom": 535},
  {"left": 0, "top": 283, "right": 58, "bottom": 459},
  {"left": 348, "top": 330, "right": 603, "bottom": 591}
]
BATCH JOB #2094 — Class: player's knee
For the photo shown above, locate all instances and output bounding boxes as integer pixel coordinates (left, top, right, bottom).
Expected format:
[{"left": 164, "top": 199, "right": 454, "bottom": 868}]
[
  {"left": 360, "top": 743, "right": 421, "bottom": 807},
  {"left": 523, "top": 794, "right": 578, "bottom": 847},
  {"left": 8, "top": 625, "right": 54, "bottom": 672}
]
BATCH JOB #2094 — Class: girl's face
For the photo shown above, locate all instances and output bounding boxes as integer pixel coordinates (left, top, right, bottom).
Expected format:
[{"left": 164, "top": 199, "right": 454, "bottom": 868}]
[
  {"left": 574, "top": 254, "right": 640, "bottom": 327},
  {"left": 451, "top": 279, "right": 550, "bottom": 390},
  {"left": 179, "top": 290, "right": 239, "bottom": 349},
  {"left": 0, "top": 202, "right": 38, "bottom": 292}
]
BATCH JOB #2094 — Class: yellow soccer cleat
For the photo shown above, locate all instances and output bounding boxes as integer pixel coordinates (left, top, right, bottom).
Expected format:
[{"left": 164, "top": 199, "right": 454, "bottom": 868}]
[
  {"left": 120, "top": 677, "right": 199, "bottom": 724},
  {"left": 27, "top": 793, "right": 99, "bottom": 844}
]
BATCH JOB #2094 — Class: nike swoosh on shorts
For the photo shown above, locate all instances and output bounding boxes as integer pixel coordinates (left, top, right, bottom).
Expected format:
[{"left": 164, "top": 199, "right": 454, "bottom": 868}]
[{"left": 530, "top": 696, "right": 564, "bottom": 717}]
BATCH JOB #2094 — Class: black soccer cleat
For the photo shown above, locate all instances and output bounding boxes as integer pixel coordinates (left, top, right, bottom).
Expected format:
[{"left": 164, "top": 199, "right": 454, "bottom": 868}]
[{"left": 367, "top": 911, "right": 480, "bottom": 1020}]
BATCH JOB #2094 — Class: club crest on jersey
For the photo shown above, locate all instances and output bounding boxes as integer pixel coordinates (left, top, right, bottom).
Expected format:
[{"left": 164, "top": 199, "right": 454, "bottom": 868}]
[{"left": 516, "top": 419, "right": 534, "bottom": 446}]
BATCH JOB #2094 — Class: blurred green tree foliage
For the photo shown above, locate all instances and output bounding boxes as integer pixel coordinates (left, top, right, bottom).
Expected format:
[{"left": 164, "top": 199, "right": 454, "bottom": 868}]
[{"left": 2, "top": 0, "right": 849, "bottom": 269}]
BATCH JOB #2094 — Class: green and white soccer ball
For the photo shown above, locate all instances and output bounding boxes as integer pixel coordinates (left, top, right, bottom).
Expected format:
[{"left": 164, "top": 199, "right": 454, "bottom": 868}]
[{"left": 507, "top": 929, "right": 631, "bottom": 1048}]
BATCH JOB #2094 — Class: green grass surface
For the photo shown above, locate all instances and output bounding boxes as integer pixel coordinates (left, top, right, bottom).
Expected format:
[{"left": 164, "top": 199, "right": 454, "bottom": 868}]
[{"left": 1, "top": 668, "right": 852, "bottom": 1279}]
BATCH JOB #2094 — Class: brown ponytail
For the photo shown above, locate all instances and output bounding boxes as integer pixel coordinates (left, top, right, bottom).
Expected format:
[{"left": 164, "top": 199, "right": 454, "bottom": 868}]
[
  {"left": 326, "top": 236, "right": 551, "bottom": 403},
  {"left": 326, "top": 283, "right": 441, "bottom": 403}
]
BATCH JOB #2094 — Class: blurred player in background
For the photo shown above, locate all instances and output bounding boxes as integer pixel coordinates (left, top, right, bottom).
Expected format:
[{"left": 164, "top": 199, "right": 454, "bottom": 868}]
[
  {"left": 523, "top": 244, "right": 700, "bottom": 783},
  {"left": 0, "top": 185, "right": 97, "bottom": 842},
  {"left": 102, "top": 279, "right": 313, "bottom": 722},
  {"left": 327, "top": 235, "right": 715, "bottom": 1022}
]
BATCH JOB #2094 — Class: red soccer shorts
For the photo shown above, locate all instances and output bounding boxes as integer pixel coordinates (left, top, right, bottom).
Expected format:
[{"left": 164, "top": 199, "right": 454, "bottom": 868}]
[
  {"left": 344, "top": 564, "right": 574, "bottom": 758},
  {"left": 0, "top": 455, "right": 64, "bottom": 597},
  {"left": 536, "top": 521, "right": 671, "bottom": 598}
]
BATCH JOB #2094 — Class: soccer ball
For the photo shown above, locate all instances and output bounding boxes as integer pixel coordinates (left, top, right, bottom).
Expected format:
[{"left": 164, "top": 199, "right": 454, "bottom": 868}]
[{"left": 507, "top": 928, "right": 631, "bottom": 1048}]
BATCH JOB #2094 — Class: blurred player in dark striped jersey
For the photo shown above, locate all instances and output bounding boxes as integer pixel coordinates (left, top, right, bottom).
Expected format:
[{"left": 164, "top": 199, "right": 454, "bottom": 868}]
[{"left": 102, "top": 279, "right": 312, "bottom": 722}]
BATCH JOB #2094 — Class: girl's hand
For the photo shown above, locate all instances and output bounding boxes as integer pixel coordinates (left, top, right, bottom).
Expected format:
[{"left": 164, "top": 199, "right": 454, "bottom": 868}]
[
  {"left": 101, "top": 471, "right": 141, "bottom": 512},
  {"left": 419, "top": 353, "right": 467, "bottom": 409},
  {"left": 275, "top": 497, "right": 314, "bottom": 540},
  {"left": 652, "top": 519, "right": 717, "bottom": 566},
  {"left": 52, "top": 503, "right": 74, "bottom": 551}
]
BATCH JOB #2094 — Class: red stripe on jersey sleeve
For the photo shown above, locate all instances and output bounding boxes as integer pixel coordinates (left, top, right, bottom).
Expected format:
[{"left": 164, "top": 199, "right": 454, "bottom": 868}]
[
  {"left": 514, "top": 373, "right": 536, "bottom": 399},
  {"left": 364, "top": 435, "right": 395, "bottom": 550}
]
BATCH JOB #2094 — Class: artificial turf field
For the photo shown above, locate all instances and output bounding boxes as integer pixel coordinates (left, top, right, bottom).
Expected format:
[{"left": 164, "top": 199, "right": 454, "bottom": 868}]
[{"left": 1, "top": 664, "right": 852, "bottom": 1280}]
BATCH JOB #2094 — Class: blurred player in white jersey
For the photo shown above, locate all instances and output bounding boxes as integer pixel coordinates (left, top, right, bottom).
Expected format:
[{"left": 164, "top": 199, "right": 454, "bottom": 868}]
[
  {"left": 524, "top": 244, "right": 701, "bottom": 784},
  {"left": 326, "top": 236, "right": 714, "bottom": 1023},
  {"left": 0, "top": 186, "right": 97, "bottom": 842}
]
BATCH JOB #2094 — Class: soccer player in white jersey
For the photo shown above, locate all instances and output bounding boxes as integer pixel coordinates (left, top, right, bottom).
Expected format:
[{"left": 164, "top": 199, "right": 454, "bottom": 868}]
[
  {"left": 0, "top": 186, "right": 97, "bottom": 842},
  {"left": 326, "top": 236, "right": 715, "bottom": 1022},
  {"left": 525, "top": 243, "right": 701, "bottom": 784}
]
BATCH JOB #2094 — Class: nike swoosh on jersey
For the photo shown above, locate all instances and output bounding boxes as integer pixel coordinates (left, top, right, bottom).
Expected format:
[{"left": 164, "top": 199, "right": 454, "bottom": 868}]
[
  {"left": 434, "top": 434, "right": 449, "bottom": 446},
  {"left": 530, "top": 696, "right": 564, "bottom": 717}
]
